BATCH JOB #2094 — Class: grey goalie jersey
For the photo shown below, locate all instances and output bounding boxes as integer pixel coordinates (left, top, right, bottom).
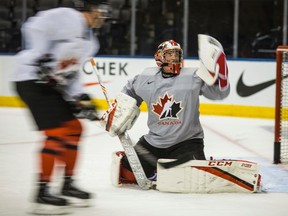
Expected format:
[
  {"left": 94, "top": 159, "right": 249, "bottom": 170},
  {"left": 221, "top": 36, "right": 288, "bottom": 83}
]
[{"left": 121, "top": 67, "right": 230, "bottom": 148}]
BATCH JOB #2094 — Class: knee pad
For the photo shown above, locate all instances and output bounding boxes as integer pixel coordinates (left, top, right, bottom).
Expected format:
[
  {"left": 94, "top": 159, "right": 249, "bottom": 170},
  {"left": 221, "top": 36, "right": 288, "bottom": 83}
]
[{"left": 111, "top": 151, "right": 137, "bottom": 187}]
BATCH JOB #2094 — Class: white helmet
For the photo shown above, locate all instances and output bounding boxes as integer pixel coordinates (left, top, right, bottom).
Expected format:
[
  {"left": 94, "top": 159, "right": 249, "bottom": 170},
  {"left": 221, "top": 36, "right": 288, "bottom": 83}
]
[
  {"left": 74, "top": 0, "right": 111, "bottom": 29},
  {"left": 154, "top": 40, "right": 183, "bottom": 74},
  {"left": 74, "top": 0, "right": 108, "bottom": 11}
]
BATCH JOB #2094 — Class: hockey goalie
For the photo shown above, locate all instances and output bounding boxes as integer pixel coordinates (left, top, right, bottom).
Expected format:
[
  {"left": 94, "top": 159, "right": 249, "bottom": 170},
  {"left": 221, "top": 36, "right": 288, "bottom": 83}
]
[{"left": 100, "top": 35, "right": 261, "bottom": 193}]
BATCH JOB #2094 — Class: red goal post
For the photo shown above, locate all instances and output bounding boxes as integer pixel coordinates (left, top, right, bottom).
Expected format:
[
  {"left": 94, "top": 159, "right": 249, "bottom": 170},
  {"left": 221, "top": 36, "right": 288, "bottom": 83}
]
[{"left": 274, "top": 46, "right": 288, "bottom": 164}]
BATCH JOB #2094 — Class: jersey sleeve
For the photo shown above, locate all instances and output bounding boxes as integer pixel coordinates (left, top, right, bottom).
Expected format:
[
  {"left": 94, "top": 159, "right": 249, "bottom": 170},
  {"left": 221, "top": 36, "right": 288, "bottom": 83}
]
[
  {"left": 200, "top": 81, "right": 230, "bottom": 100},
  {"left": 21, "top": 17, "right": 52, "bottom": 61},
  {"left": 121, "top": 75, "right": 144, "bottom": 107}
]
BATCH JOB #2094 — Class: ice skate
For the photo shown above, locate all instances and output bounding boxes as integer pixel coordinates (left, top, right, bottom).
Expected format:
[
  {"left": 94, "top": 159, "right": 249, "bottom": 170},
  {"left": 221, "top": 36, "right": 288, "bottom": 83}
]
[
  {"left": 30, "top": 182, "right": 71, "bottom": 215},
  {"left": 61, "top": 177, "right": 92, "bottom": 207}
]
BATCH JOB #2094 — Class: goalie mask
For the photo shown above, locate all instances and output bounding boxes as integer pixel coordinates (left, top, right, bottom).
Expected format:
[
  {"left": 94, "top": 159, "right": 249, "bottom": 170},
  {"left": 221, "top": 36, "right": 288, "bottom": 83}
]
[{"left": 154, "top": 40, "right": 183, "bottom": 74}]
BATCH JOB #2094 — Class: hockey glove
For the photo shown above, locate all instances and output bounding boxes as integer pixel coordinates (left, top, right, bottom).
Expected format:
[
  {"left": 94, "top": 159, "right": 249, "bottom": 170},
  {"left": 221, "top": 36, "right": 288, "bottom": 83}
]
[
  {"left": 36, "top": 54, "right": 79, "bottom": 87},
  {"left": 196, "top": 34, "right": 229, "bottom": 90},
  {"left": 100, "top": 93, "right": 140, "bottom": 137},
  {"left": 70, "top": 94, "right": 100, "bottom": 121},
  {"left": 35, "top": 54, "right": 58, "bottom": 86}
]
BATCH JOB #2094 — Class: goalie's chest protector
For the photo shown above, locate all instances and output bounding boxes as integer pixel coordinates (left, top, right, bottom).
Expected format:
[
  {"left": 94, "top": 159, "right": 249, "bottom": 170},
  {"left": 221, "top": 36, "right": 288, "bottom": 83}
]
[{"left": 130, "top": 67, "right": 205, "bottom": 148}]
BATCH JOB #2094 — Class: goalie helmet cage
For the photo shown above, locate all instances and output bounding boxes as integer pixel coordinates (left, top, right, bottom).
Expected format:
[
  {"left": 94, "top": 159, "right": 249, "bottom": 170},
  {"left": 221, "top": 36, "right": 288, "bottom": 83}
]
[{"left": 274, "top": 46, "right": 288, "bottom": 164}]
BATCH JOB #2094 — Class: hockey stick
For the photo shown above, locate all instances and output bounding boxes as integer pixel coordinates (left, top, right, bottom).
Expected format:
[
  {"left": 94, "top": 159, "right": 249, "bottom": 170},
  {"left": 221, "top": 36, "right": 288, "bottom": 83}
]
[
  {"left": 90, "top": 58, "right": 153, "bottom": 190},
  {"left": 157, "top": 153, "right": 194, "bottom": 169}
]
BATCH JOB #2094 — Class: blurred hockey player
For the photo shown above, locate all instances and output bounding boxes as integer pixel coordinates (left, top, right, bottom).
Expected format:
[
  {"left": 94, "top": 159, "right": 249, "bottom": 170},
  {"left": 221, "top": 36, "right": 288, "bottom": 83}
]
[
  {"left": 10, "top": 0, "right": 110, "bottom": 214},
  {"left": 101, "top": 37, "right": 230, "bottom": 186}
]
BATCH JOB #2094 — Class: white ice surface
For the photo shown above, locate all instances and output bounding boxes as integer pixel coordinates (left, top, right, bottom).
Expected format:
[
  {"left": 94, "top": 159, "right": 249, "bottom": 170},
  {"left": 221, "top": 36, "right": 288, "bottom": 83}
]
[{"left": 0, "top": 108, "right": 288, "bottom": 216}]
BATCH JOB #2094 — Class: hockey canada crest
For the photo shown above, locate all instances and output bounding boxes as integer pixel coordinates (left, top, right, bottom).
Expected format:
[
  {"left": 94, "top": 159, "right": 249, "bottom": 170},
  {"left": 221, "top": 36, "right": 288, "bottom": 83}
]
[{"left": 152, "top": 93, "right": 183, "bottom": 120}]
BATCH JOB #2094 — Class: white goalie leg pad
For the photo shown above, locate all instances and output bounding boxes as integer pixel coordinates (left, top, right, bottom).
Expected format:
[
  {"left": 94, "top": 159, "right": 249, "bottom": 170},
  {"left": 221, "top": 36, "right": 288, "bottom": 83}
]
[
  {"left": 111, "top": 151, "right": 125, "bottom": 187},
  {"left": 156, "top": 159, "right": 261, "bottom": 193},
  {"left": 100, "top": 93, "right": 140, "bottom": 136},
  {"left": 196, "top": 34, "right": 224, "bottom": 86}
]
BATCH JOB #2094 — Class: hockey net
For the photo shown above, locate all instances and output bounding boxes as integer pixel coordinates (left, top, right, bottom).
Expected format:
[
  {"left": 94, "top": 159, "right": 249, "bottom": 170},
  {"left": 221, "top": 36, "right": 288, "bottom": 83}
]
[{"left": 274, "top": 46, "right": 288, "bottom": 164}]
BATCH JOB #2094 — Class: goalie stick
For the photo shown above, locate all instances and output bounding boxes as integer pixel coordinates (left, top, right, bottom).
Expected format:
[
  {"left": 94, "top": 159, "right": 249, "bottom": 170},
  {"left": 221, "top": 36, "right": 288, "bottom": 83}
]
[
  {"left": 157, "top": 153, "right": 194, "bottom": 169},
  {"left": 90, "top": 58, "right": 153, "bottom": 190}
]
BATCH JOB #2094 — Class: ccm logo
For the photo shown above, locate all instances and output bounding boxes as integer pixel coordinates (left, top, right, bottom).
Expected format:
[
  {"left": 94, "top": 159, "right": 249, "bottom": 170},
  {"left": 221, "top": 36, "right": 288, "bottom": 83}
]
[
  {"left": 208, "top": 161, "right": 233, "bottom": 166},
  {"left": 241, "top": 163, "right": 252, "bottom": 168}
]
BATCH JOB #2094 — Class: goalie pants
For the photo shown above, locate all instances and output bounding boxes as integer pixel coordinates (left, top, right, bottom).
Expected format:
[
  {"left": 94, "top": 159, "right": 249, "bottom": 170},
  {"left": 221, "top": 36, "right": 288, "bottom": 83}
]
[
  {"left": 122, "top": 136, "right": 206, "bottom": 179},
  {"left": 15, "top": 80, "right": 82, "bottom": 182}
]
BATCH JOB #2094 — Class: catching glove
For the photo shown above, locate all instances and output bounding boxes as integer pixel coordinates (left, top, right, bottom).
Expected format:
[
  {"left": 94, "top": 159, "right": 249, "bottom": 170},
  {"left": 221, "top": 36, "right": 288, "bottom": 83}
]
[{"left": 196, "top": 34, "right": 229, "bottom": 90}]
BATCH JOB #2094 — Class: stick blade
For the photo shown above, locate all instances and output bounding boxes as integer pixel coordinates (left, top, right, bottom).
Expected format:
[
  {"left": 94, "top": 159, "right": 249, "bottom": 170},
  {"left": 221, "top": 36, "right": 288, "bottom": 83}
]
[{"left": 157, "top": 154, "right": 194, "bottom": 169}]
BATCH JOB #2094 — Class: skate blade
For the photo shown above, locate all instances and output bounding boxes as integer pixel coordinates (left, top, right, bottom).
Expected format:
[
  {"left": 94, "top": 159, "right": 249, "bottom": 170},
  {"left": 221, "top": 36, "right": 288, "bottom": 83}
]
[
  {"left": 61, "top": 196, "right": 91, "bottom": 208},
  {"left": 29, "top": 203, "right": 71, "bottom": 215}
]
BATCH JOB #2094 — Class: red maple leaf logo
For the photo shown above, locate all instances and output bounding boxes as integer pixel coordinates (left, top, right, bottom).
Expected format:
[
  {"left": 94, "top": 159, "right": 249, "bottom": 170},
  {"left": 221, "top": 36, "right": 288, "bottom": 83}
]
[{"left": 152, "top": 94, "right": 172, "bottom": 116}]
